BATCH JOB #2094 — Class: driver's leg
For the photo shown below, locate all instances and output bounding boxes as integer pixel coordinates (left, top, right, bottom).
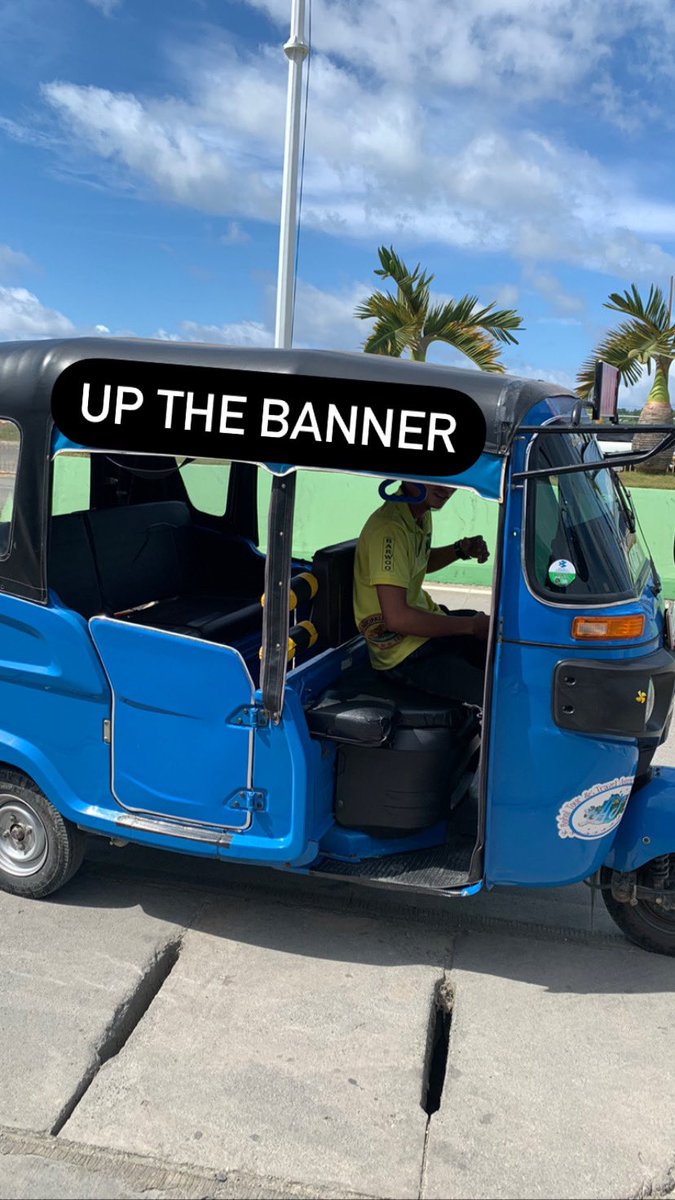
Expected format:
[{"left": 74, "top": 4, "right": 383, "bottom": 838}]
[{"left": 387, "top": 638, "right": 486, "bottom": 706}]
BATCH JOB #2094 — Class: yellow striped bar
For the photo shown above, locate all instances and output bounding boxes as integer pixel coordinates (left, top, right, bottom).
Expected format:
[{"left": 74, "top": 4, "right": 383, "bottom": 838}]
[
  {"left": 261, "top": 571, "right": 318, "bottom": 610},
  {"left": 288, "top": 620, "right": 318, "bottom": 660}
]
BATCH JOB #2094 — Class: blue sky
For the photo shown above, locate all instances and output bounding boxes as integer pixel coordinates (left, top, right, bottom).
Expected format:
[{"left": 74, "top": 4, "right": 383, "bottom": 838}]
[{"left": 2, "top": 0, "right": 675, "bottom": 406}]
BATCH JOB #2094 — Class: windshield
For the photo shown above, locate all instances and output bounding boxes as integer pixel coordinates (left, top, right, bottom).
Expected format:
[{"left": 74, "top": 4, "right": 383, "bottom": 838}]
[{"left": 526, "top": 432, "right": 650, "bottom": 603}]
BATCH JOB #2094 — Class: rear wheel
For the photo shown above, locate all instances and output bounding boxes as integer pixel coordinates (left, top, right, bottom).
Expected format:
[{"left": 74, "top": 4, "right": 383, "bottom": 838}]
[
  {"left": 0, "top": 771, "right": 86, "bottom": 898},
  {"left": 601, "top": 861, "right": 675, "bottom": 956}
]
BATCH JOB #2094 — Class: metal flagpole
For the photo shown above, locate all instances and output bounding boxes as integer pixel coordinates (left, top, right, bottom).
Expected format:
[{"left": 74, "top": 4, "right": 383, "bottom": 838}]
[{"left": 274, "top": 0, "right": 310, "bottom": 351}]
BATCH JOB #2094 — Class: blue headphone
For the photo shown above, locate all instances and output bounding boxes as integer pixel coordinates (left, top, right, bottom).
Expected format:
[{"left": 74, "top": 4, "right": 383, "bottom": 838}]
[{"left": 378, "top": 479, "right": 428, "bottom": 504}]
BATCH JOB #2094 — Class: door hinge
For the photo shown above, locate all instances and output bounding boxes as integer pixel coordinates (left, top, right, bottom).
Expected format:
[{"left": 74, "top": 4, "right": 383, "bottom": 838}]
[
  {"left": 103, "top": 718, "right": 111, "bottom": 743},
  {"left": 228, "top": 788, "right": 267, "bottom": 813},
  {"left": 228, "top": 704, "right": 269, "bottom": 729}
]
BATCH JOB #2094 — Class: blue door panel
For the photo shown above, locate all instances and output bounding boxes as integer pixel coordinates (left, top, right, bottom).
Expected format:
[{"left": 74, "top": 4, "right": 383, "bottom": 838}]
[
  {"left": 90, "top": 619, "right": 253, "bottom": 828},
  {"left": 486, "top": 434, "right": 647, "bottom": 888},
  {"left": 235, "top": 686, "right": 328, "bottom": 866},
  {"left": 486, "top": 640, "right": 638, "bottom": 886}
]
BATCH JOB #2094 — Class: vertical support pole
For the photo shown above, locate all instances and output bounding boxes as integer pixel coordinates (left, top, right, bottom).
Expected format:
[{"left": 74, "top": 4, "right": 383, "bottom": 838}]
[
  {"left": 260, "top": 1, "right": 309, "bottom": 720},
  {"left": 261, "top": 474, "right": 296, "bottom": 722}
]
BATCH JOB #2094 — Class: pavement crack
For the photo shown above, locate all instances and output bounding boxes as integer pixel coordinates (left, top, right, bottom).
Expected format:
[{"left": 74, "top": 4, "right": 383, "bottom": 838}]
[
  {"left": 632, "top": 1157, "right": 675, "bottom": 1199},
  {"left": 50, "top": 932, "right": 184, "bottom": 1137},
  {"left": 419, "top": 972, "right": 454, "bottom": 1198},
  {"left": 421, "top": 973, "right": 454, "bottom": 1117}
]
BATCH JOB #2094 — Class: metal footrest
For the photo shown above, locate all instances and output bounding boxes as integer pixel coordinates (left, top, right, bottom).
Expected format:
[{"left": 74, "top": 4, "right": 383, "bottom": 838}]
[{"left": 312, "top": 839, "right": 475, "bottom": 891}]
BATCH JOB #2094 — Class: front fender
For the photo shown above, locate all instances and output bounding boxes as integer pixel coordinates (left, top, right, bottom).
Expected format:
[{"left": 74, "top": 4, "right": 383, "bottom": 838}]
[{"left": 604, "top": 767, "right": 675, "bottom": 872}]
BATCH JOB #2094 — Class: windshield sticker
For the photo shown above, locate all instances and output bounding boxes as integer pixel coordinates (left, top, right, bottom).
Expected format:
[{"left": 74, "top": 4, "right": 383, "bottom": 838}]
[
  {"left": 548, "top": 558, "right": 577, "bottom": 587},
  {"left": 556, "top": 776, "right": 634, "bottom": 841},
  {"left": 51, "top": 358, "right": 487, "bottom": 477}
]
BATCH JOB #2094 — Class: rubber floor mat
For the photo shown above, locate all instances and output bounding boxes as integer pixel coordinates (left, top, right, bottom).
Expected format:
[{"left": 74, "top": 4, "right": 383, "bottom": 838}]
[{"left": 312, "top": 839, "right": 475, "bottom": 890}]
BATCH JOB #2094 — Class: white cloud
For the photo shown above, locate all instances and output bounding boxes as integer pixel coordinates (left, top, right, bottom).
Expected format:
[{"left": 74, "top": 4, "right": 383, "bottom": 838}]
[
  {"left": 0, "top": 244, "right": 33, "bottom": 281},
  {"left": 39, "top": 69, "right": 675, "bottom": 282},
  {"left": 41, "top": 80, "right": 281, "bottom": 219},
  {"left": 0, "top": 286, "right": 75, "bottom": 339},
  {"left": 244, "top": 0, "right": 675, "bottom": 110},
  {"left": 525, "top": 269, "right": 585, "bottom": 317},
  {"left": 293, "top": 280, "right": 370, "bottom": 350},
  {"left": 219, "top": 221, "right": 251, "bottom": 245},
  {"left": 20, "top": 2, "right": 674, "bottom": 287},
  {"left": 619, "top": 369, "right": 662, "bottom": 411},
  {"left": 161, "top": 320, "right": 273, "bottom": 347},
  {"left": 155, "top": 278, "right": 370, "bottom": 352}
]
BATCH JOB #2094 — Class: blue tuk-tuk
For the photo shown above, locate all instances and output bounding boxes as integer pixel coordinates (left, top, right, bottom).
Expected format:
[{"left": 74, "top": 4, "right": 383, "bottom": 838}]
[{"left": 0, "top": 338, "right": 674, "bottom": 955}]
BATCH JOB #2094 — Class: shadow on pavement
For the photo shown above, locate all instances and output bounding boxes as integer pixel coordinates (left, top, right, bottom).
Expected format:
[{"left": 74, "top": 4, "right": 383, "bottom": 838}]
[{"left": 41, "top": 841, "right": 675, "bottom": 995}]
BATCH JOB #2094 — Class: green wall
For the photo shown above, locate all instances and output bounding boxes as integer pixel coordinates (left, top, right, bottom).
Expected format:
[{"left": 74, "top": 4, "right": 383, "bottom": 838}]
[
  {"left": 48, "top": 453, "right": 675, "bottom": 599},
  {"left": 261, "top": 471, "right": 674, "bottom": 597},
  {"left": 628, "top": 489, "right": 675, "bottom": 598}
]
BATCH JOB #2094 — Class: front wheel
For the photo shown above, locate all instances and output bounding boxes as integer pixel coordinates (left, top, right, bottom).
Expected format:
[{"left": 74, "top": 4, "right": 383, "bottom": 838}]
[
  {"left": 0, "top": 771, "right": 86, "bottom": 898},
  {"left": 601, "top": 862, "right": 675, "bottom": 956}
]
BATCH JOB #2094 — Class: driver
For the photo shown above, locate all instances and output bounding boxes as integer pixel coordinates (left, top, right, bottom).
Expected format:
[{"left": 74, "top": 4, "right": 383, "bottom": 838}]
[{"left": 353, "top": 482, "right": 490, "bottom": 706}]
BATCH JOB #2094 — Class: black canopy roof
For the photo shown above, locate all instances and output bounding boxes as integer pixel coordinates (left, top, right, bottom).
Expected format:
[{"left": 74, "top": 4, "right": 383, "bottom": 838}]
[{"left": 0, "top": 336, "right": 574, "bottom": 457}]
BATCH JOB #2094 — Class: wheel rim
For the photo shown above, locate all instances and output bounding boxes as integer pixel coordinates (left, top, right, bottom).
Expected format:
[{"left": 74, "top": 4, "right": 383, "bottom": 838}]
[
  {"left": 0, "top": 797, "right": 48, "bottom": 877},
  {"left": 638, "top": 856, "right": 675, "bottom": 936}
]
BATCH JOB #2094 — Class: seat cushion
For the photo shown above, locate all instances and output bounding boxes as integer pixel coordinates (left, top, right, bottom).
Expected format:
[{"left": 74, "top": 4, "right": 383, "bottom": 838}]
[
  {"left": 315, "top": 663, "right": 469, "bottom": 729},
  {"left": 86, "top": 501, "right": 191, "bottom": 613},
  {"left": 306, "top": 696, "right": 397, "bottom": 745},
  {"left": 311, "top": 540, "right": 357, "bottom": 646},
  {"left": 49, "top": 512, "right": 104, "bottom": 616},
  {"left": 120, "top": 597, "right": 261, "bottom": 644}
]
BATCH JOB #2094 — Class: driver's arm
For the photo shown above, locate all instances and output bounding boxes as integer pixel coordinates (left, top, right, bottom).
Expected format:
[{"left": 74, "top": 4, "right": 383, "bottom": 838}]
[
  {"left": 376, "top": 585, "right": 489, "bottom": 639},
  {"left": 428, "top": 536, "right": 490, "bottom": 573}
]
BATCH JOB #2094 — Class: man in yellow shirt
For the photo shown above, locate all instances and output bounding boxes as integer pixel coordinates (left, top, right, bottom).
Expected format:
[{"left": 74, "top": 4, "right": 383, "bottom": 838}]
[{"left": 353, "top": 482, "right": 490, "bottom": 705}]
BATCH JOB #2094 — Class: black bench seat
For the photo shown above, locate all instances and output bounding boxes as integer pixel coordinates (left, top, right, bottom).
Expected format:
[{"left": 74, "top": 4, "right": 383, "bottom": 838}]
[{"left": 49, "top": 500, "right": 264, "bottom": 644}]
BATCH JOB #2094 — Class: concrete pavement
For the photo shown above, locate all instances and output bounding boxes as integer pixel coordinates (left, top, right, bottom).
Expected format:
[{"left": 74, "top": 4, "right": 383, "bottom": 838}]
[{"left": 0, "top": 715, "right": 672, "bottom": 1198}]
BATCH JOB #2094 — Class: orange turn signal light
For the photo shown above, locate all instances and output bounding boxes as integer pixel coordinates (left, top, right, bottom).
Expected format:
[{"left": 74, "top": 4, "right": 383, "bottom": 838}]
[{"left": 572, "top": 615, "right": 645, "bottom": 640}]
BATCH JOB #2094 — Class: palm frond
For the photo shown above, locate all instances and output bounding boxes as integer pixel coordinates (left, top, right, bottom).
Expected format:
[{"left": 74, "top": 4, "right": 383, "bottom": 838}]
[
  {"left": 356, "top": 289, "right": 420, "bottom": 356},
  {"left": 372, "top": 245, "right": 433, "bottom": 316},
  {"left": 363, "top": 319, "right": 415, "bottom": 356},
  {"left": 464, "top": 302, "right": 523, "bottom": 345},
  {"left": 605, "top": 284, "right": 672, "bottom": 337},
  {"left": 355, "top": 245, "right": 524, "bottom": 369},
  {"left": 419, "top": 325, "right": 507, "bottom": 372},
  {"left": 422, "top": 298, "right": 523, "bottom": 353}
]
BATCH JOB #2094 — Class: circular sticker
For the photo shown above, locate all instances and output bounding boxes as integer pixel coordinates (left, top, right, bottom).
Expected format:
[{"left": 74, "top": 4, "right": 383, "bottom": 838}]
[{"left": 548, "top": 558, "right": 576, "bottom": 587}]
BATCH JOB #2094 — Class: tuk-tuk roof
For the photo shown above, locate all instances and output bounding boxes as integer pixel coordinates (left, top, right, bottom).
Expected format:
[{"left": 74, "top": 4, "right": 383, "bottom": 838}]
[{"left": 0, "top": 336, "right": 574, "bottom": 458}]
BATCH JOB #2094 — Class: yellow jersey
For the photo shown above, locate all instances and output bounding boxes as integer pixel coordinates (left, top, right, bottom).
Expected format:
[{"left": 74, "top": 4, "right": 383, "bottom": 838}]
[{"left": 353, "top": 498, "right": 440, "bottom": 671}]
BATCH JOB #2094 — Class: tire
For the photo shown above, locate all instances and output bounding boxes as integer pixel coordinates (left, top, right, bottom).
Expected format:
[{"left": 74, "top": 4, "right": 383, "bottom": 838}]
[
  {"left": 0, "top": 770, "right": 86, "bottom": 899},
  {"left": 601, "top": 865, "right": 675, "bottom": 957}
]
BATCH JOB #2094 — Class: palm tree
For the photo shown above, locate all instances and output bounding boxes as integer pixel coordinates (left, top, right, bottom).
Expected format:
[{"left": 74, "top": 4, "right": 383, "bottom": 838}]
[
  {"left": 577, "top": 282, "right": 675, "bottom": 473},
  {"left": 355, "top": 245, "right": 523, "bottom": 371}
]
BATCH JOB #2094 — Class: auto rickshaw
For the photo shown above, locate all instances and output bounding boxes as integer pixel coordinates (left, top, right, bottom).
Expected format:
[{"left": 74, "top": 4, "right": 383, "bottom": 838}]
[{"left": 0, "top": 338, "right": 674, "bottom": 955}]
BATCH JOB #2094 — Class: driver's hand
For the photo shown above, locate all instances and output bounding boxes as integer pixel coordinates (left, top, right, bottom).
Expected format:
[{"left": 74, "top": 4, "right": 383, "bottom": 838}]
[
  {"left": 472, "top": 612, "right": 490, "bottom": 640},
  {"left": 464, "top": 535, "right": 490, "bottom": 564}
]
